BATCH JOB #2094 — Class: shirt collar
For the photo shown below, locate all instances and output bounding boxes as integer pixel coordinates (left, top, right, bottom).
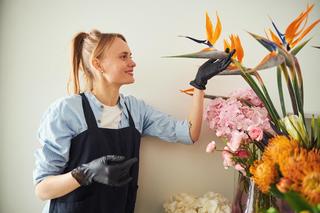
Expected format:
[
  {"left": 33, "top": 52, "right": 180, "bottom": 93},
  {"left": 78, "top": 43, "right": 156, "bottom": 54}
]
[{"left": 84, "top": 91, "right": 129, "bottom": 118}]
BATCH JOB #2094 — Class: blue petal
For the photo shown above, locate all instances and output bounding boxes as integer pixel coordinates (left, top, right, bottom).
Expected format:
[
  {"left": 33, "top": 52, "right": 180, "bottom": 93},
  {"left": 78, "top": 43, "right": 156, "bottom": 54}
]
[
  {"left": 178, "top": 35, "right": 212, "bottom": 47},
  {"left": 271, "top": 20, "right": 287, "bottom": 45}
]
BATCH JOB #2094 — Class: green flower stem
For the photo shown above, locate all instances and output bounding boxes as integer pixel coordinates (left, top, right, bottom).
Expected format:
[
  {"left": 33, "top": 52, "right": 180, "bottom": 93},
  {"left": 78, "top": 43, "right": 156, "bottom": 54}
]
[
  {"left": 253, "top": 72, "right": 281, "bottom": 120},
  {"left": 277, "top": 66, "right": 287, "bottom": 117},
  {"left": 311, "top": 115, "right": 315, "bottom": 146},
  {"left": 293, "top": 56, "right": 304, "bottom": 105},
  {"left": 288, "top": 63, "right": 305, "bottom": 122},
  {"left": 279, "top": 63, "right": 299, "bottom": 115},
  {"left": 233, "top": 60, "right": 281, "bottom": 131}
]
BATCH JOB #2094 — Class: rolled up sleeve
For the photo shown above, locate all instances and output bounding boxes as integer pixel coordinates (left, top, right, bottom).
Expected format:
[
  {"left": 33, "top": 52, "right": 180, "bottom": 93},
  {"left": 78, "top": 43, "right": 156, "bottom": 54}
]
[
  {"left": 33, "top": 102, "right": 74, "bottom": 185},
  {"left": 140, "top": 100, "right": 193, "bottom": 145}
]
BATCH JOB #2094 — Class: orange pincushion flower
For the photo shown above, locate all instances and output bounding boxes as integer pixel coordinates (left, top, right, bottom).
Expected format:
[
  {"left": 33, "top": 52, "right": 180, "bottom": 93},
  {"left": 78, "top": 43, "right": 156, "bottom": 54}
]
[
  {"left": 302, "top": 171, "right": 320, "bottom": 205},
  {"left": 263, "top": 135, "right": 299, "bottom": 164},
  {"left": 279, "top": 148, "right": 320, "bottom": 204},
  {"left": 279, "top": 148, "right": 309, "bottom": 184},
  {"left": 250, "top": 159, "right": 278, "bottom": 193}
]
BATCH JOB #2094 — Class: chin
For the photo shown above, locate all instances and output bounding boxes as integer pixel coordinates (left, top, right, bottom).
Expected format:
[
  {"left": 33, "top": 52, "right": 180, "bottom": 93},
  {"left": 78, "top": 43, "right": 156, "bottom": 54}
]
[{"left": 123, "top": 79, "right": 135, "bottom": 85}]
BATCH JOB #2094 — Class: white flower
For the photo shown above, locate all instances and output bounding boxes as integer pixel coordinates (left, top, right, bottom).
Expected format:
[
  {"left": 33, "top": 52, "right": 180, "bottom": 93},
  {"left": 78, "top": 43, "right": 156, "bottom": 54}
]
[{"left": 163, "top": 192, "right": 231, "bottom": 213}]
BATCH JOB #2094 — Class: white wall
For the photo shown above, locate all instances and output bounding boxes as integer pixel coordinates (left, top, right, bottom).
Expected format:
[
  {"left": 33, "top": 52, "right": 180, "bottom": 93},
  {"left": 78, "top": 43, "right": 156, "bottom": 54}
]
[{"left": 0, "top": 0, "right": 319, "bottom": 212}]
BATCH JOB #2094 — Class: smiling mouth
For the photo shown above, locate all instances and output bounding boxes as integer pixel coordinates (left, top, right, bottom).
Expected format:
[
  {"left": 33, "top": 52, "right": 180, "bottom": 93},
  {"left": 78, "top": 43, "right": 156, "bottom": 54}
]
[{"left": 126, "top": 70, "right": 134, "bottom": 76}]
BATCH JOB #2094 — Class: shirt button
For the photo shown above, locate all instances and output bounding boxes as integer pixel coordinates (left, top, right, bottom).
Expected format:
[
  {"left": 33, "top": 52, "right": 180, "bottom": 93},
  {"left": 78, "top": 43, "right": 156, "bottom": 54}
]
[
  {"left": 97, "top": 120, "right": 101, "bottom": 123},
  {"left": 100, "top": 105, "right": 104, "bottom": 109}
]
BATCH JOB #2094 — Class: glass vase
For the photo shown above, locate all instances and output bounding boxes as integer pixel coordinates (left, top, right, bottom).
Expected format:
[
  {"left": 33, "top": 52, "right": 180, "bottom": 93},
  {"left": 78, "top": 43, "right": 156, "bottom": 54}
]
[{"left": 232, "top": 174, "right": 280, "bottom": 213}]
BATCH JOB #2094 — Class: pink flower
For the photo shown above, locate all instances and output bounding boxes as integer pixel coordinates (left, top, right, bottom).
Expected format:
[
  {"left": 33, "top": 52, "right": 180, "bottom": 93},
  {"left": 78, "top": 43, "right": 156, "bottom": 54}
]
[
  {"left": 235, "top": 150, "right": 250, "bottom": 158},
  {"left": 235, "top": 164, "right": 246, "bottom": 176},
  {"left": 228, "top": 131, "right": 247, "bottom": 151},
  {"left": 230, "top": 88, "right": 263, "bottom": 107},
  {"left": 222, "top": 146, "right": 235, "bottom": 169},
  {"left": 248, "top": 126, "right": 264, "bottom": 141},
  {"left": 206, "top": 141, "right": 216, "bottom": 153}
]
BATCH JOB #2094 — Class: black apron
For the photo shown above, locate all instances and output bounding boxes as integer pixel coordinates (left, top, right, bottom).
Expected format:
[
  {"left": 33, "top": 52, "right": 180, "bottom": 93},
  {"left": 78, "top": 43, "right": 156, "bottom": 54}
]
[{"left": 49, "top": 93, "right": 141, "bottom": 213}]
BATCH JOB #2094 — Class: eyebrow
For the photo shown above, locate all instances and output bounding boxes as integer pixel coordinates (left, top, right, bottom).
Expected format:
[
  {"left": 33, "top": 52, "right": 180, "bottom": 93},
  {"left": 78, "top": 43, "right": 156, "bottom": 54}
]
[{"left": 119, "top": 51, "right": 132, "bottom": 55}]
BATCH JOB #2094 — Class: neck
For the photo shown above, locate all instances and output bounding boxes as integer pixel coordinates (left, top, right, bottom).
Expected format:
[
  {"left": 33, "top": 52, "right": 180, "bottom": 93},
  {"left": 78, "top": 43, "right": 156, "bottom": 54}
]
[{"left": 92, "top": 83, "right": 120, "bottom": 107}]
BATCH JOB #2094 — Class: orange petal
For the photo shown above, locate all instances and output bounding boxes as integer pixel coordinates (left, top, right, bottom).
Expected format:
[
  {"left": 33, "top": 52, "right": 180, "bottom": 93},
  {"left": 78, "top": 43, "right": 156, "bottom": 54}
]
[
  {"left": 291, "top": 19, "right": 320, "bottom": 48},
  {"left": 268, "top": 29, "right": 282, "bottom": 46},
  {"left": 211, "top": 12, "right": 222, "bottom": 45},
  {"left": 294, "top": 10, "right": 309, "bottom": 38},
  {"left": 201, "top": 47, "right": 216, "bottom": 52},
  {"left": 234, "top": 35, "right": 244, "bottom": 62},
  {"left": 230, "top": 35, "right": 236, "bottom": 50},
  {"left": 229, "top": 35, "right": 236, "bottom": 59},
  {"left": 227, "top": 64, "right": 238, "bottom": 71},
  {"left": 285, "top": 4, "right": 314, "bottom": 44},
  {"left": 224, "top": 39, "right": 230, "bottom": 51},
  {"left": 206, "top": 12, "right": 214, "bottom": 45},
  {"left": 180, "top": 88, "right": 194, "bottom": 96}
]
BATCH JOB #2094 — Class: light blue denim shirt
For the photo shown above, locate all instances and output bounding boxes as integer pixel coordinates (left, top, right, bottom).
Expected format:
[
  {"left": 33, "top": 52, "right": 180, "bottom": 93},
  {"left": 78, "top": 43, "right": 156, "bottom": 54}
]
[{"left": 33, "top": 91, "right": 193, "bottom": 185}]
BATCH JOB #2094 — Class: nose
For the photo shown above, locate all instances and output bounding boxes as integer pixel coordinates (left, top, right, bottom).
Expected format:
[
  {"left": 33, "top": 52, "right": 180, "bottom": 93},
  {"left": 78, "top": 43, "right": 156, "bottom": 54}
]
[{"left": 129, "top": 58, "right": 136, "bottom": 68}]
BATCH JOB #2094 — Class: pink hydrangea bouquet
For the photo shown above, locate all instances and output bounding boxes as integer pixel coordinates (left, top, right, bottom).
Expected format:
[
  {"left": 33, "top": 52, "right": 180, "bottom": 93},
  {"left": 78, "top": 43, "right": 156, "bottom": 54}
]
[{"left": 204, "top": 88, "right": 274, "bottom": 176}]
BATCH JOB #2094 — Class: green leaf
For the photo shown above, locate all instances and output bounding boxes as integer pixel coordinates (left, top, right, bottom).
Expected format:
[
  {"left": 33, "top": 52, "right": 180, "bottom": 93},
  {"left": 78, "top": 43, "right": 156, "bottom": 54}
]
[
  {"left": 290, "top": 38, "right": 312, "bottom": 56},
  {"left": 269, "top": 184, "right": 284, "bottom": 199},
  {"left": 283, "top": 191, "right": 314, "bottom": 212}
]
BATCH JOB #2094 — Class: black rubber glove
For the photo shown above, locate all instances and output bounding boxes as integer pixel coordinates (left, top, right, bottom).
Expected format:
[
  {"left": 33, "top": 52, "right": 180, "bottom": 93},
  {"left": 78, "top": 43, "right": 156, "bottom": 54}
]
[
  {"left": 190, "top": 49, "right": 236, "bottom": 90},
  {"left": 71, "top": 155, "right": 138, "bottom": 187}
]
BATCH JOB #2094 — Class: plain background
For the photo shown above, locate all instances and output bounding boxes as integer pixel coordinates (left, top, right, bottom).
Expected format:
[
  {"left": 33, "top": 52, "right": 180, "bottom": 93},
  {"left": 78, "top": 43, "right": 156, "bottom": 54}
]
[{"left": 0, "top": 0, "right": 319, "bottom": 212}]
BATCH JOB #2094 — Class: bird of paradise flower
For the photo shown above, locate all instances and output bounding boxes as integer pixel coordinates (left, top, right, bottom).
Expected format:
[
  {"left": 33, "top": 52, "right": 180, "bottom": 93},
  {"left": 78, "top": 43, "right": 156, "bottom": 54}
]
[
  {"left": 164, "top": 12, "right": 285, "bottom": 73},
  {"left": 243, "top": 4, "right": 320, "bottom": 138}
]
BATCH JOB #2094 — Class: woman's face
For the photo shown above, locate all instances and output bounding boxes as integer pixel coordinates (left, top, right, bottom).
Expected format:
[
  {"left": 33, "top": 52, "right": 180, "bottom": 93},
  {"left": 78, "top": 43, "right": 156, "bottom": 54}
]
[{"left": 97, "top": 37, "right": 136, "bottom": 86}]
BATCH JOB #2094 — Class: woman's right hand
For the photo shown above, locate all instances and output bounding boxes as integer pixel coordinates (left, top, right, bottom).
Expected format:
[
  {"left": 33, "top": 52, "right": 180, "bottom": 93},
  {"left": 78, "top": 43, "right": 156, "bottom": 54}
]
[{"left": 71, "top": 155, "right": 138, "bottom": 187}]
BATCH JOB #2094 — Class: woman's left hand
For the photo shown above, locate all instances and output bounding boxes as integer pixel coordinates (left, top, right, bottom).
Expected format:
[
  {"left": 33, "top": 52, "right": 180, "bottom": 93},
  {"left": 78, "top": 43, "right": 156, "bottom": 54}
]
[{"left": 189, "top": 49, "right": 236, "bottom": 90}]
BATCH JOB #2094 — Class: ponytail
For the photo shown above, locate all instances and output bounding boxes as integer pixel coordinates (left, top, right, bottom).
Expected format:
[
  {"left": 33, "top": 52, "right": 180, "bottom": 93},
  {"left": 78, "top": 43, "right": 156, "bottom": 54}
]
[{"left": 68, "top": 32, "right": 87, "bottom": 94}]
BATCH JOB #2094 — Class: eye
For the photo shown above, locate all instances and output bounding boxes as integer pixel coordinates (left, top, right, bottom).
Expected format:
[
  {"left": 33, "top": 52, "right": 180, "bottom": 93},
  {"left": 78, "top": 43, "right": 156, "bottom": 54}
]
[
  {"left": 120, "top": 55, "right": 127, "bottom": 60},
  {"left": 119, "top": 54, "right": 133, "bottom": 61}
]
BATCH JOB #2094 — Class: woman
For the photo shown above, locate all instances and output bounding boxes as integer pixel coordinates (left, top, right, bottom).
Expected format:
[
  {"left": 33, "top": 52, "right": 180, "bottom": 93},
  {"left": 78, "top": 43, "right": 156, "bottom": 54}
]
[{"left": 33, "top": 29, "right": 234, "bottom": 213}]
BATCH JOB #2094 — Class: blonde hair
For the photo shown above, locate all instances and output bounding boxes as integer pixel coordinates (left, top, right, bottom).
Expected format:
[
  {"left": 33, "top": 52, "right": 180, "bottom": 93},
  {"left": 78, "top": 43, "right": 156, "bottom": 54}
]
[{"left": 68, "top": 29, "right": 126, "bottom": 94}]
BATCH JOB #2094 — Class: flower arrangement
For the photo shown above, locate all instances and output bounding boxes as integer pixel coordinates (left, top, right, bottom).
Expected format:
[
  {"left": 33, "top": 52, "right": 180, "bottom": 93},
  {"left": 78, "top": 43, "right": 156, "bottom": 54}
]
[
  {"left": 163, "top": 192, "right": 231, "bottom": 213},
  {"left": 166, "top": 4, "right": 320, "bottom": 213}
]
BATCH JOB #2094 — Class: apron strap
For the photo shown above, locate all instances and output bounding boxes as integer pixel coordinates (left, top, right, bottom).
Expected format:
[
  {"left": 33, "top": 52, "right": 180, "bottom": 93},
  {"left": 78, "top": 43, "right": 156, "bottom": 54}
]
[
  {"left": 80, "top": 92, "right": 136, "bottom": 129},
  {"left": 80, "top": 93, "right": 98, "bottom": 129},
  {"left": 124, "top": 102, "right": 136, "bottom": 128}
]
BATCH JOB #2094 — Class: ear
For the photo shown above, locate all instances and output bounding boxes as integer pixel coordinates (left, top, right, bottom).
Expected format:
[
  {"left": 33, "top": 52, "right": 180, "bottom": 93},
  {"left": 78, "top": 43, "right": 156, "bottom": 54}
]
[{"left": 92, "top": 58, "right": 103, "bottom": 72}]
